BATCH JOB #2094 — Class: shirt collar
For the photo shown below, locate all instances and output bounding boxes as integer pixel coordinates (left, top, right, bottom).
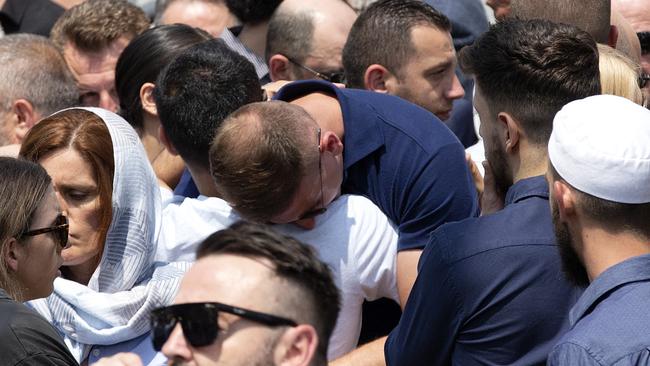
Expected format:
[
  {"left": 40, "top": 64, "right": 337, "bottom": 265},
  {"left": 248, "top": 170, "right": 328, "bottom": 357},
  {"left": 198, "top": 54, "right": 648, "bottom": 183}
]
[
  {"left": 274, "top": 80, "right": 384, "bottom": 169},
  {"left": 569, "top": 254, "right": 650, "bottom": 325},
  {"left": 504, "top": 175, "right": 549, "bottom": 206}
]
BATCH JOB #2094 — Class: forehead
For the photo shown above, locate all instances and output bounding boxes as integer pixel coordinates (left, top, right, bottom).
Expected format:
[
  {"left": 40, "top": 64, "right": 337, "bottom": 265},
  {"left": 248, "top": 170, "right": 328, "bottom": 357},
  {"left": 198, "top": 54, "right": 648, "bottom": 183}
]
[
  {"left": 63, "top": 38, "right": 129, "bottom": 90},
  {"left": 407, "top": 25, "right": 454, "bottom": 61},
  {"left": 38, "top": 148, "right": 98, "bottom": 188},
  {"left": 176, "top": 255, "right": 284, "bottom": 311}
]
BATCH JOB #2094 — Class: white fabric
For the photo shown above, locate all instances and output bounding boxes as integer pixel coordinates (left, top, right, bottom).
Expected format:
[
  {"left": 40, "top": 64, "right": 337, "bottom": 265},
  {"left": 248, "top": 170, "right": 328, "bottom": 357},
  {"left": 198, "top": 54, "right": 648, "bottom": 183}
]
[
  {"left": 549, "top": 95, "right": 650, "bottom": 204},
  {"left": 158, "top": 191, "right": 399, "bottom": 359},
  {"left": 30, "top": 108, "right": 191, "bottom": 362}
]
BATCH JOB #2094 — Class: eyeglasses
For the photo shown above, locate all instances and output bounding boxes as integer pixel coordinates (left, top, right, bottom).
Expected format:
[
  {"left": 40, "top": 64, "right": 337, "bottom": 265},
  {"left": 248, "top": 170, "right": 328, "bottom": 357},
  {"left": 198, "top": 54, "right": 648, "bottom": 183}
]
[
  {"left": 150, "top": 302, "right": 297, "bottom": 351},
  {"left": 20, "top": 214, "right": 69, "bottom": 248},
  {"left": 298, "top": 128, "right": 327, "bottom": 220},
  {"left": 639, "top": 73, "right": 650, "bottom": 89},
  {"left": 284, "top": 55, "right": 346, "bottom": 84}
]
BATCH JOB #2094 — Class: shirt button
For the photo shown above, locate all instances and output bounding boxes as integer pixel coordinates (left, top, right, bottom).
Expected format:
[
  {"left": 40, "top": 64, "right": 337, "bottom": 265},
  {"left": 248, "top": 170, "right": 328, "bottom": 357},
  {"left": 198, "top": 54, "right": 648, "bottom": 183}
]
[
  {"left": 63, "top": 325, "right": 74, "bottom": 332},
  {"left": 69, "top": 332, "right": 77, "bottom": 338},
  {"left": 92, "top": 349, "right": 101, "bottom": 357}
]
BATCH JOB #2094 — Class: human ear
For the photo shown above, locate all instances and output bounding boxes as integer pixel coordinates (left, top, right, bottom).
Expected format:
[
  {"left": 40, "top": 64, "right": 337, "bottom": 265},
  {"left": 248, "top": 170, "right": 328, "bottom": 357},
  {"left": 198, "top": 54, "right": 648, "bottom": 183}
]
[
  {"left": 4, "top": 237, "right": 22, "bottom": 273},
  {"left": 275, "top": 325, "right": 319, "bottom": 366},
  {"left": 497, "top": 112, "right": 520, "bottom": 154},
  {"left": 12, "top": 99, "right": 37, "bottom": 143},
  {"left": 552, "top": 180, "right": 576, "bottom": 222},
  {"left": 269, "top": 54, "right": 293, "bottom": 82},
  {"left": 364, "top": 64, "right": 392, "bottom": 93},
  {"left": 140, "top": 83, "right": 158, "bottom": 117},
  {"left": 321, "top": 131, "right": 343, "bottom": 156}
]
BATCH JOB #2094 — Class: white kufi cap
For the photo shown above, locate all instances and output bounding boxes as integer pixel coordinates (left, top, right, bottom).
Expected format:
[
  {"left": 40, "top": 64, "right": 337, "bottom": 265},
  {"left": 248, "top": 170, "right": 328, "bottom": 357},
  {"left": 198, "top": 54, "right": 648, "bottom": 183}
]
[{"left": 548, "top": 95, "right": 650, "bottom": 204}]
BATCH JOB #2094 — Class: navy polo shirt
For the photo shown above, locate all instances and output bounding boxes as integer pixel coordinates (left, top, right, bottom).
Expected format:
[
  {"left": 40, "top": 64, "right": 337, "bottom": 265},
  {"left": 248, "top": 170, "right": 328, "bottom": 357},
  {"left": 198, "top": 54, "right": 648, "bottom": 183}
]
[
  {"left": 275, "top": 80, "right": 478, "bottom": 251},
  {"left": 548, "top": 254, "right": 650, "bottom": 365},
  {"left": 385, "top": 176, "right": 581, "bottom": 365}
]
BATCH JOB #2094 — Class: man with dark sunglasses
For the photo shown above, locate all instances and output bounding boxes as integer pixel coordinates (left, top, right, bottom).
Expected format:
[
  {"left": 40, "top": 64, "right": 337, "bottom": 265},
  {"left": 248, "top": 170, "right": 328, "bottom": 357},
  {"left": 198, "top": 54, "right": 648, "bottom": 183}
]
[
  {"left": 614, "top": 0, "right": 650, "bottom": 104},
  {"left": 92, "top": 222, "right": 340, "bottom": 366},
  {"left": 265, "top": 0, "right": 356, "bottom": 84}
]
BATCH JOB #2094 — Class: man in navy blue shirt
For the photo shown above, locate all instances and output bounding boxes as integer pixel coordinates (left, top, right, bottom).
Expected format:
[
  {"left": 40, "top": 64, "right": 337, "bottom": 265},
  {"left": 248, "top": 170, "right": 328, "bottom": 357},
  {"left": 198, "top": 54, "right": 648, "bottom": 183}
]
[
  {"left": 385, "top": 19, "right": 601, "bottom": 365},
  {"left": 546, "top": 95, "right": 650, "bottom": 365}
]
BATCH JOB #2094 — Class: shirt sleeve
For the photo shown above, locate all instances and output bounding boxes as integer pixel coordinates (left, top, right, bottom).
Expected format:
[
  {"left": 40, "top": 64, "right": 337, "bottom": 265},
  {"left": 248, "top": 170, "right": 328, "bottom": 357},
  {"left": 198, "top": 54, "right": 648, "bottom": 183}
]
[
  {"left": 395, "top": 143, "right": 479, "bottom": 251},
  {"left": 547, "top": 342, "right": 603, "bottom": 366},
  {"left": 15, "top": 354, "right": 78, "bottom": 366},
  {"left": 349, "top": 196, "right": 400, "bottom": 303},
  {"left": 385, "top": 232, "right": 463, "bottom": 365}
]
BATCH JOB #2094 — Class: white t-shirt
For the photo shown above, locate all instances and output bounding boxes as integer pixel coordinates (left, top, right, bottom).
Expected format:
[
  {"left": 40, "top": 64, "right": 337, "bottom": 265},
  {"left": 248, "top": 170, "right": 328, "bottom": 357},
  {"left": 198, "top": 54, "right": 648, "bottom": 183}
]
[{"left": 157, "top": 188, "right": 399, "bottom": 359}]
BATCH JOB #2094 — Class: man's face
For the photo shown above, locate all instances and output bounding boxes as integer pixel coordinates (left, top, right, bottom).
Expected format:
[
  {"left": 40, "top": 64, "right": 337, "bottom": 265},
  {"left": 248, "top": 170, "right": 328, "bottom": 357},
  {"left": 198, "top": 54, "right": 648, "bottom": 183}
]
[
  {"left": 269, "top": 131, "right": 343, "bottom": 230},
  {"left": 63, "top": 37, "right": 129, "bottom": 113},
  {"left": 162, "top": 255, "right": 288, "bottom": 365},
  {"left": 389, "top": 25, "right": 464, "bottom": 121},
  {"left": 546, "top": 170, "right": 590, "bottom": 288},
  {"left": 474, "top": 86, "right": 512, "bottom": 193}
]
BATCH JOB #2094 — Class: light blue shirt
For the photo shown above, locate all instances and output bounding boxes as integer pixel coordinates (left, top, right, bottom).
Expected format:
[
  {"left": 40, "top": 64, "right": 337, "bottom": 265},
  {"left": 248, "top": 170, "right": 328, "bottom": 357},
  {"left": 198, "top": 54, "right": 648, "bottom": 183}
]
[
  {"left": 86, "top": 333, "right": 166, "bottom": 366},
  {"left": 548, "top": 254, "right": 650, "bottom": 365}
]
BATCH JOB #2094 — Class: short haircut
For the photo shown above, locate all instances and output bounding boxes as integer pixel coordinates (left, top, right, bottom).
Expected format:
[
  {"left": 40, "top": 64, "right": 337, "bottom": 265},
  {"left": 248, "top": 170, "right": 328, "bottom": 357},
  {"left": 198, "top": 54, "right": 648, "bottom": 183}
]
[
  {"left": 154, "top": 39, "right": 261, "bottom": 168},
  {"left": 265, "top": 7, "right": 314, "bottom": 63},
  {"left": 509, "top": 0, "right": 611, "bottom": 44},
  {"left": 459, "top": 19, "right": 600, "bottom": 145},
  {"left": 342, "top": 0, "right": 451, "bottom": 89},
  {"left": 197, "top": 221, "right": 340, "bottom": 365},
  {"left": 210, "top": 101, "right": 319, "bottom": 222},
  {"left": 598, "top": 44, "right": 644, "bottom": 105},
  {"left": 0, "top": 157, "right": 52, "bottom": 302},
  {"left": 115, "top": 24, "right": 212, "bottom": 130},
  {"left": 50, "top": 0, "right": 150, "bottom": 52},
  {"left": 549, "top": 165, "right": 650, "bottom": 241},
  {"left": 225, "top": 0, "right": 283, "bottom": 25},
  {"left": 0, "top": 34, "right": 78, "bottom": 116},
  {"left": 20, "top": 109, "right": 115, "bottom": 258}
]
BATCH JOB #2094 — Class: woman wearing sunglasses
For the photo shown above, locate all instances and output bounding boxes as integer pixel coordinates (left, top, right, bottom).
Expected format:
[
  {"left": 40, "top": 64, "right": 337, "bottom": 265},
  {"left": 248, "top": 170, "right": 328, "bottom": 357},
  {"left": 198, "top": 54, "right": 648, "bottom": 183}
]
[
  {"left": 0, "top": 157, "right": 78, "bottom": 365},
  {"left": 20, "top": 108, "right": 190, "bottom": 365}
]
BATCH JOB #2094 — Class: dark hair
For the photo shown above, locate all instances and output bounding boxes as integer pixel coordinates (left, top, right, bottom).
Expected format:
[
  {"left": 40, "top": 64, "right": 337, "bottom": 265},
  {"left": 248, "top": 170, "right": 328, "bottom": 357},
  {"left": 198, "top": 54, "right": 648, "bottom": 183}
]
[
  {"left": 225, "top": 0, "right": 283, "bottom": 24},
  {"left": 50, "top": 0, "right": 150, "bottom": 52},
  {"left": 549, "top": 165, "right": 650, "bottom": 240},
  {"left": 0, "top": 157, "right": 52, "bottom": 301},
  {"left": 509, "top": 0, "right": 611, "bottom": 44},
  {"left": 265, "top": 8, "right": 314, "bottom": 63},
  {"left": 154, "top": 38, "right": 261, "bottom": 168},
  {"left": 459, "top": 19, "right": 600, "bottom": 145},
  {"left": 197, "top": 221, "right": 340, "bottom": 365},
  {"left": 115, "top": 24, "right": 212, "bottom": 130},
  {"left": 342, "top": 0, "right": 451, "bottom": 88},
  {"left": 638, "top": 32, "right": 650, "bottom": 55},
  {"left": 209, "top": 101, "right": 319, "bottom": 222}
]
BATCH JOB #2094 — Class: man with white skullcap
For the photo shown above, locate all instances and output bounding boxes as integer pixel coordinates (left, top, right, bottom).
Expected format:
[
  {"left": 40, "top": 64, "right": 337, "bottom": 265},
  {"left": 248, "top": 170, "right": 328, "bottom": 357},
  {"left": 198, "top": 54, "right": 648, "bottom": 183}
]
[{"left": 547, "top": 94, "right": 650, "bottom": 365}]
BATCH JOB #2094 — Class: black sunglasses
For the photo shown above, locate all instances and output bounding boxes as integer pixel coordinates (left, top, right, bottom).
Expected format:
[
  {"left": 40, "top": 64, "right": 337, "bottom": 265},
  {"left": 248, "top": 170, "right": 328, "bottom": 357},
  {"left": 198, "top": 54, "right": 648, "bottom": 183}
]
[
  {"left": 284, "top": 55, "right": 346, "bottom": 84},
  {"left": 639, "top": 73, "right": 650, "bottom": 89},
  {"left": 150, "top": 302, "right": 297, "bottom": 351},
  {"left": 20, "top": 214, "right": 69, "bottom": 248}
]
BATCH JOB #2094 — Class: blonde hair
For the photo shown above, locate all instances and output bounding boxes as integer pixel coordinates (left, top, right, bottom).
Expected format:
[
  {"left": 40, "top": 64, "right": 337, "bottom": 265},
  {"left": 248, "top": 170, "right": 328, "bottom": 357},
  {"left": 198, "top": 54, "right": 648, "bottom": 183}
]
[{"left": 598, "top": 44, "right": 644, "bottom": 105}]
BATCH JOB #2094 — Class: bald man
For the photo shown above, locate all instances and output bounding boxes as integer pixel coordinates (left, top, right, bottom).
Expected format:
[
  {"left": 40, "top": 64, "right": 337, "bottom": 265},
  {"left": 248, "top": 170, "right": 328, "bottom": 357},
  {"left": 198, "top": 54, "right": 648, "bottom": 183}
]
[{"left": 266, "top": 0, "right": 357, "bottom": 82}]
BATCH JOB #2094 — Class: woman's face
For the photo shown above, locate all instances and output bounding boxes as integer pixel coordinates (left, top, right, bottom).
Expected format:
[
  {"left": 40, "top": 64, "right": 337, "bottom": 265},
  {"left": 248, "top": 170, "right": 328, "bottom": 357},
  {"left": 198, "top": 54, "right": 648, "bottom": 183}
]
[
  {"left": 14, "top": 186, "right": 65, "bottom": 300},
  {"left": 40, "top": 148, "right": 103, "bottom": 268}
]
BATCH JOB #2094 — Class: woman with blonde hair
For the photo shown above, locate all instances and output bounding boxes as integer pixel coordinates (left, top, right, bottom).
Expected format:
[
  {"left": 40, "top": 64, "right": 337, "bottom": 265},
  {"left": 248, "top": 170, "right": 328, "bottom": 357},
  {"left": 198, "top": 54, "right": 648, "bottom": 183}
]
[
  {"left": 0, "top": 157, "right": 78, "bottom": 365},
  {"left": 598, "top": 44, "right": 645, "bottom": 106}
]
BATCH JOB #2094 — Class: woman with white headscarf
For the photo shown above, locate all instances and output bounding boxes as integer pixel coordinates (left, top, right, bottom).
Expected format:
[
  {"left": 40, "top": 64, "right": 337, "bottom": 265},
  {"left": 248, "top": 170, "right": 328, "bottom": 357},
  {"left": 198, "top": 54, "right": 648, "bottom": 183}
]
[{"left": 19, "top": 108, "right": 190, "bottom": 364}]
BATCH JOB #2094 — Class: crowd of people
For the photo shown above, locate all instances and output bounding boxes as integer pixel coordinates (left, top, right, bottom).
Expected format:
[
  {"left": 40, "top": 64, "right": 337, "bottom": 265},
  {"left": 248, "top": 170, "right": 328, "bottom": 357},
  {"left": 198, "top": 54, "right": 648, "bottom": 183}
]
[{"left": 0, "top": 0, "right": 649, "bottom": 365}]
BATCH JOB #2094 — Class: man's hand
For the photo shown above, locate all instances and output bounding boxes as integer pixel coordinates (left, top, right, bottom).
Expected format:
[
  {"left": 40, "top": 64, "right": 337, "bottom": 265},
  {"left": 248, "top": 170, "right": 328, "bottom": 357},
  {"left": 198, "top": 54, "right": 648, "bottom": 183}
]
[
  {"left": 466, "top": 153, "right": 484, "bottom": 199},
  {"left": 480, "top": 160, "right": 506, "bottom": 215},
  {"left": 486, "top": 0, "right": 511, "bottom": 20},
  {"left": 90, "top": 353, "right": 143, "bottom": 366}
]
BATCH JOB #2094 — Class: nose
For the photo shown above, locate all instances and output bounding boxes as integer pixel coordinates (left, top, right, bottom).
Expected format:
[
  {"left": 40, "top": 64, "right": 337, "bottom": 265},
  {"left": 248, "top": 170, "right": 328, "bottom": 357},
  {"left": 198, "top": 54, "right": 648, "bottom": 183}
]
[
  {"left": 161, "top": 324, "right": 192, "bottom": 361},
  {"left": 99, "top": 91, "right": 119, "bottom": 113},
  {"left": 446, "top": 74, "right": 465, "bottom": 101},
  {"left": 294, "top": 217, "right": 317, "bottom": 230}
]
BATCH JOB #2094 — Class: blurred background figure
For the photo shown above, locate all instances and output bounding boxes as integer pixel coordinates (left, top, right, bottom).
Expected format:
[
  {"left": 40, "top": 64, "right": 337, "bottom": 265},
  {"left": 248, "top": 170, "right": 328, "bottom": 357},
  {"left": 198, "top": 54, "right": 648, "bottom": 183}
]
[
  {"left": 0, "top": 157, "right": 78, "bottom": 365},
  {"left": 598, "top": 44, "right": 645, "bottom": 105},
  {"left": 20, "top": 108, "right": 189, "bottom": 365},
  {"left": 154, "top": 0, "right": 238, "bottom": 37},
  {"left": 613, "top": 0, "right": 650, "bottom": 103},
  {"left": 50, "top": 0, "right": 150, "bottom": 112},
  {"left": 115, "top": 24, "right": 212, "bottom": 190}
]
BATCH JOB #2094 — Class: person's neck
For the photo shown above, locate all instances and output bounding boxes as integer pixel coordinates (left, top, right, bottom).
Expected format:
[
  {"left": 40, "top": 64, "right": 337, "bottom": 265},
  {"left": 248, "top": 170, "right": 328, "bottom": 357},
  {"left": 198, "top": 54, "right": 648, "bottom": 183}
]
[
  {"left": 62, "top": 260, "right": 98, "bottom": 285},
  {"left": 292, "top": 92, "right": 345, "bottom": 139},
  {"left": 187, "top": 164, "right": 221, "bottom": 198},
  {"left": 577, "top": 225, "right": 650, "bottom": 282},
  {"left": 140, "top": 114, "right": 165, "bottom": 163},
  {"left": 238, "top": 21, "right": 269, "bottom": 58},
  {"left": 510, "top": 145, "right": 548, "bottom": 184}
]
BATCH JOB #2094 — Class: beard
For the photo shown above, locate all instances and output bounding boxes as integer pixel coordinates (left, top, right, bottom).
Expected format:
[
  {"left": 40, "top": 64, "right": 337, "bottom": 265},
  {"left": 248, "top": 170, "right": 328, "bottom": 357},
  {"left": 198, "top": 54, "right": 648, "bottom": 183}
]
[
  {"left": 485, "top": 135, "right": 512, "bottom": 195},
  {"left": 552, "top": 203, "right": 590, "bottom": 287}
]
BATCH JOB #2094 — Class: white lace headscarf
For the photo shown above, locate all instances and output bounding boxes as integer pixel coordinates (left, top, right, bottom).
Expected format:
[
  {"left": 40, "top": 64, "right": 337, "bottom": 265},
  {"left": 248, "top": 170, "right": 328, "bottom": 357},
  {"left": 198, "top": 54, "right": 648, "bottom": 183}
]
[{"left": 29, "top": 107, "right": 191, "bottom": 362}]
